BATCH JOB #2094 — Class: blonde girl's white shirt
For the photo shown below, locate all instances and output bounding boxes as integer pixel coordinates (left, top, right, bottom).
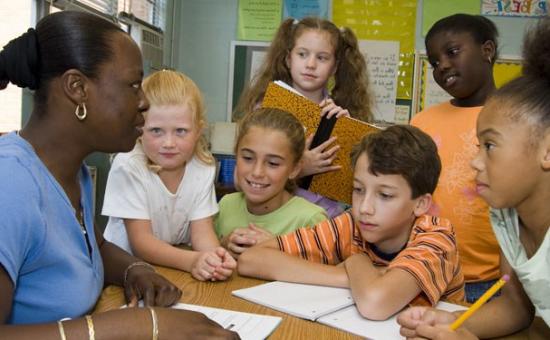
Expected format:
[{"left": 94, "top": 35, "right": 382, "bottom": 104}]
[
  {"left": 102, "top": 144, "right": 218, "bottom": 254},
  {"left": 490, "top": 208, "right": 550, "bottom": 325}
]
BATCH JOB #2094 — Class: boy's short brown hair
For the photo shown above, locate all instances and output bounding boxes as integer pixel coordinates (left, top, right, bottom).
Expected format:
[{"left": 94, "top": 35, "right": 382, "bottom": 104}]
[{"left": 351, "top": 125, "right": 441, "bottom": 198}]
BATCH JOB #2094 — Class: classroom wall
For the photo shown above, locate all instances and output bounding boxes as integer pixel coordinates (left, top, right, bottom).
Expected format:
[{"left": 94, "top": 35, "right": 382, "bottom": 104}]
[
  {"left": 175, "top": 0, "right": 540, "bottom": 123},
  {"left": 176, "top": 0, "right": 238, "bottom": 123}
]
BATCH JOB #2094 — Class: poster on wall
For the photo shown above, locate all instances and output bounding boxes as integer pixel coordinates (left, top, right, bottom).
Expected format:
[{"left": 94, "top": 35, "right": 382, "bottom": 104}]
[
  {"left": 482, "top": 0, "right": 547, "bottom": 17},
  {"left": 332, "top": 0, "right": 417, "bottom": 101},
  {"left": 237, "top": 0, "right": 283, "bottom": 41},
  {"left": 421, "top": 62, "right": 453, "bottom": 111},
  {"left": 250, "top": 50, "right": 267, "bottom": 82},
  {"left": 422, "top": 0, "right": 480, "bottom": 36},
  {"left": 394, "top": 105, "right": 411, "bottom": 124},
  {"left": 358, "top": 40, "right": 400, "bottom": 123},
  {"left": 283, "top": 0, "right": 330, "bottom": 19}
]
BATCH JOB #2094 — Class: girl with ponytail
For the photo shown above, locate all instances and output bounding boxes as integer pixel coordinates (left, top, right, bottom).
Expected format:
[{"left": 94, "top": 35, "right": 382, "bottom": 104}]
[{"left": 234, "top": 17, "right": 373, "bottom": 217}]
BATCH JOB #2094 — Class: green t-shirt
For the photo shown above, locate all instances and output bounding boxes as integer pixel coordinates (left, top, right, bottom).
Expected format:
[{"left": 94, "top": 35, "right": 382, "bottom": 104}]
[{"left": 215, "top": 192, "right": 328, "bottom": 238}]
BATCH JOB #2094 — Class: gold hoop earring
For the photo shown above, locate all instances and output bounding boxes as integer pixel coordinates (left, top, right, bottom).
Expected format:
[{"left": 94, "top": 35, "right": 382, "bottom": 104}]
[{"left": 75, "top": 103, "right": 87, "bottom": 121}]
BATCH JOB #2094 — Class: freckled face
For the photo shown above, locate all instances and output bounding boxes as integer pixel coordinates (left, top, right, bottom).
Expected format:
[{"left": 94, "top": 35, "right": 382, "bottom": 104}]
[
  {"left": 141, "top": 103, "right": 199, "bottom": 171},
  {"left": 287, "top": 29, "right": 337, "bottom": 100}
]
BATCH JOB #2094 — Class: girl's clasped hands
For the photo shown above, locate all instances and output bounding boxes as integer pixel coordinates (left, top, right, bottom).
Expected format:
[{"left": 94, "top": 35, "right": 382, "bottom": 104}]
[{"left": 191, "top": 247, "right": 237, "bottom": 281}]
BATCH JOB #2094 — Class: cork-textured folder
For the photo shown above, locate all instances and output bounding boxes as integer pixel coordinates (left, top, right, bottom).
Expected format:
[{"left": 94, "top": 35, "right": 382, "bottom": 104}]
[
  {"left": 262, "top": 82, "right": 320, "bottom": 137},
  {"left": 261, "top": 81, "right": 380, "bottom": 204}
]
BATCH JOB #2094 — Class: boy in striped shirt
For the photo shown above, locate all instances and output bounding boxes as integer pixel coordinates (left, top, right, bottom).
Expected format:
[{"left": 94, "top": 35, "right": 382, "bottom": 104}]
[{"left": 238, "top": 125, "right": 465, "bottom": 320}]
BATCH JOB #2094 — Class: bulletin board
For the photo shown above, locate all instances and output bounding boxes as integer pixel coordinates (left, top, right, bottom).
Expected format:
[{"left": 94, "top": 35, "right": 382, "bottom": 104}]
[{"left": 412, "top": 53, "right": 523, "bottom": 115}]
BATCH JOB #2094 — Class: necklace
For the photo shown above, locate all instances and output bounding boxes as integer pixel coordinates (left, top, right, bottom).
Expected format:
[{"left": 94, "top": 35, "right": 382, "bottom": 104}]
[
  {"left": 17, "top": 130, "right": 93, "bottom": 257},
  {"left": 77, "top": 206, "right": 93, "bottom": 257}
]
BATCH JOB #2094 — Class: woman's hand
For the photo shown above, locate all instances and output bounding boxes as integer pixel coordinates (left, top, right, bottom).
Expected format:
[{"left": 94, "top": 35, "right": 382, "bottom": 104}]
[
  {"left": 124, "top": 264, "right": 182, "bottom": 307},
  {"left": 320, "top": 98, "right": 350, "bottom": 119},
  {"left": 156, "top": 307, "right": 240, "bottom": 339},
  {"left": 299, "top": 134, "right": 341, "bottom": 177},
  {"left": 397, "top": 306, "right": 458, "bottom": 339}
]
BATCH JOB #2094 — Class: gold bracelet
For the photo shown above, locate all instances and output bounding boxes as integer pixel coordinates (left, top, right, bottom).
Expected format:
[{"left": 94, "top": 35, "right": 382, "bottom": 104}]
[
  {"left": 124, "top": 261, "right": 156, "bottom": 286},
  {"left": 57, "top": 320, "right": 67, "bottom": 340},
  {"left": 85, "top": 315, "right": 95, "bottom": 340},
  {"left": 148, "top": 307, "right": 159, "bottom": 340}
]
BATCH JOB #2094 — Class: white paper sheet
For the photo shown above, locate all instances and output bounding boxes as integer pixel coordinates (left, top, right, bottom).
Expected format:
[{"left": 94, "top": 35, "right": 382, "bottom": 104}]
[
  {"left": 317, "top": 301, "right": 467, "bottom": 339},
  {"left": 173, "top": 303, "right": 281, "bottom": 340},
  {"left": 125, "top": 302, "right": 281, "bottom": 340},
  {"left": 232, "top": 281, "right": 354, "bottom": 321},
  {"left": 358, "top": 40, "right": 400, "bottom": 123}
]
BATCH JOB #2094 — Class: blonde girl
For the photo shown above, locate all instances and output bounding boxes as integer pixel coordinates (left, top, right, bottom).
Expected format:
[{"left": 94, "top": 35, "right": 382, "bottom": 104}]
[
  {"left": 103, "top": 70, "right": 236, "bottom": 281},
  {"left": 235, "top": 17, "right": 371, "bottom": 121},
  {"left": 216, "top": 108, "right": 328, "bottom": 258}
]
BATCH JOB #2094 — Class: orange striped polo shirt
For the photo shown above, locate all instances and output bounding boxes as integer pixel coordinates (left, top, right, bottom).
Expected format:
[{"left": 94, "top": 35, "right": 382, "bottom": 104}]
[{"left": 277, "top": 211, "right": 465, "bottom": 306}]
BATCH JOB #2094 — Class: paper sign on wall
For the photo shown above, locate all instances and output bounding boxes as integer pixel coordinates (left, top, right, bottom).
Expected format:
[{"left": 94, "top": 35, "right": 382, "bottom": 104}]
[
  {"left": 422, "top": 63, "right": 453, "bottom": 110},
  {"left": 283, "top": 0, "right": 330, "bottom": 19},
  {"left": 394, "top": 105, "right": 411, "bottom": 124},
  {"left": 250, "top": 50, "right": 267, "bottom": 82},
  {"left": 333, "top": 0, "right": 417, "bottom": 100},
  {"left": 237, "top": 0, "right": 283, "bottom": 41},
  {"left": 359, "top": 40, "right": 400, "bottom": 123},
  {"left": 482, "top": 0, "right": 547, "bottom": 17}
]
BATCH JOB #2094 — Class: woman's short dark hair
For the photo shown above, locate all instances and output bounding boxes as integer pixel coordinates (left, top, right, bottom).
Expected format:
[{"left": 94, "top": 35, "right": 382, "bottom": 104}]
[{"left": 0, "top": 11, "right": 124, "bottom": 106}]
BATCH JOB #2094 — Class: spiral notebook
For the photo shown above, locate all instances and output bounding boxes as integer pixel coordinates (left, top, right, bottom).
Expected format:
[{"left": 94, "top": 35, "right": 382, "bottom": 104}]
[
  {"left": 261, "top": 81, "right": 381, "bottom": 204},
  {"left": 232, "top": 281, "right": 467, "bottom": 339},
  {"left": 317, "top": 301, "right": 467, "bottom": 339},
  {"left": 232, "top": 281, "right": 354, "bottom": 321}
]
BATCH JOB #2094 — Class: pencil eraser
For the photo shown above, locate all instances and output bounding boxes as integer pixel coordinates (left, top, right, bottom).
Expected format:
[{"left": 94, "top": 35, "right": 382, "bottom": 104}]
[{"left": 502, "top": 274, "right": 510, "bottom": 282}]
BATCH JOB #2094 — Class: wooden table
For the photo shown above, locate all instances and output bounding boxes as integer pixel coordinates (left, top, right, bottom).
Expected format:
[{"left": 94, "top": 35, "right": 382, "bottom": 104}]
[
  {"left": 93, "top": 266, "right": 361, "bottom": 339},
  {"left": 93, "top": 266, "right": 549, "bottom": 339}
]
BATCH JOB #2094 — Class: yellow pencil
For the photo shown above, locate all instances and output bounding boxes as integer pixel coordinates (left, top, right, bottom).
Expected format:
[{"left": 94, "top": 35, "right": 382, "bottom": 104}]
[{"left": 450, "top": 274, "right": 509, "bottom": 330}]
